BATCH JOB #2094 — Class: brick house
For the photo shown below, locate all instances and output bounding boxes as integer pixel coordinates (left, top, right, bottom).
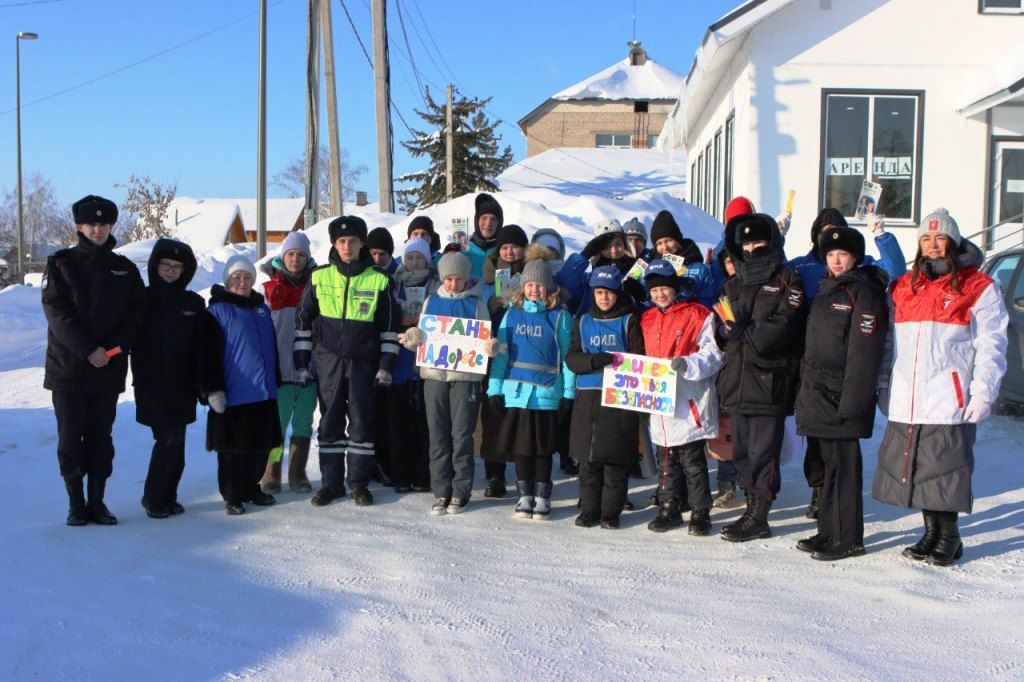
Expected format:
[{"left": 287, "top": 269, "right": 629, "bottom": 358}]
[{"left": 517, "top": 42, "right": 685, "bottom": 157}]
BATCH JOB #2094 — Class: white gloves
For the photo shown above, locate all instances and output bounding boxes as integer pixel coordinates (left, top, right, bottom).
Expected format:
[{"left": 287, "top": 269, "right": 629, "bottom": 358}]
[
  {"left": 208, "top": 391, "right": 227, "bottom": 414},
  {"left": 402, "top": 327, "right": 425, "bottom": 350},
  {"left": 867, "top": 214, "right": 885, "bottom": 237},
  {"left": 775, "top": 212, "right": 791, "bottom": 237},
  {"left": 964, "top": 396, "right": 992, "bottom": 423},
  {"left": 374, "top": 369, "right": 393, "bottom": 388}
]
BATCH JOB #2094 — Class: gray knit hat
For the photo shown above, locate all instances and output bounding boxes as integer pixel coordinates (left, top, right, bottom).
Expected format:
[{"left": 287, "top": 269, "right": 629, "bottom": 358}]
[
  {"left": 918, "top": 208, "right": 961, "bottom": 247},
  {"left": 521, "top": 258, "right": 554, "bottom": 289},
  {"left": 222, "top": 254, "right": 256, "bottom": 287},
  {"left": 437, "top": 251, "right": 471, "bottom": 281}
]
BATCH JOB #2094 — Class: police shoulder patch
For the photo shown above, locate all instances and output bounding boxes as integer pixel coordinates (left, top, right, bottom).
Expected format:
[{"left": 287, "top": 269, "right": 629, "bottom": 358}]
[
  {"left": 859, "top": 312, "right": 877, "bottom": 336},
  {"left": 786, "top": 287, "right": 804, "bottom": 310}
]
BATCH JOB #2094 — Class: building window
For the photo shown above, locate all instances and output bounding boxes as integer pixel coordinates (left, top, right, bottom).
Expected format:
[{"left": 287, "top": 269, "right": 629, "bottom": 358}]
[
  {"left": 703, "top": 142, "right": 713, "bottom": 213},
  {"left": 634, "top": 101, "right": 649, "bottom": 113},
  {"left": 646, "top": 134, "right": 658, "bottom": 148},
  {"left": 979, "top": 0, "right": 1024, "bottom": 14},
  {"left": 820, "top": 90, "right": 924, "bottom": 223},
  {"left": 713, "top": 129, "right": 723, "bottom": 220},
  {"left": 595, "top": 133, "right": 631, "bottom": 148},
  {"left": 690, "top": 161, "right": 697, "bottom": 204},
  {"left": 724, "top": 114, "right": 734, "bottom": 210}
]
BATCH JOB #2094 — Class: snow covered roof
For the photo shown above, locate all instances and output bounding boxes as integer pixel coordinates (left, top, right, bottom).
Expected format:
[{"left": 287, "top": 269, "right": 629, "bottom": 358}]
[
  {"left": 193, "top": 197, "right": 304, "bottom": 234},
  {"left": 958, "top": 35, "right": 1024, "bottom": 117},
  {"left": 551, "top": 57, "right": 685, "bottom": 102},
  {"left": 497, "top": 147, "right": 686, "bottom": 196},
  {"left": 162, "top": 198, "right": 242, "bottom": 252},
  {"left": 657, "top": 0, "right": 797, "bottom": 151}
]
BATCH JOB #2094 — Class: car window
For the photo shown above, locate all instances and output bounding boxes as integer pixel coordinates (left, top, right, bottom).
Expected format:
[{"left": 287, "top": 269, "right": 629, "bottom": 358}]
[
  {"left": 988, "top": 254, "right": 1022, "bottom": 295},
  {"left": 1014, "top": 261, "right": 1024, "bottom": 306}
]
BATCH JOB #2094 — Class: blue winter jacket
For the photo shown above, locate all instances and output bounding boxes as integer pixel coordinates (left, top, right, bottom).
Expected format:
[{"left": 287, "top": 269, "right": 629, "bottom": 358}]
[
  {"left": 465, "top": 241, "right": 495, "bottom": 279},
  {"left": 206, "top": 285, "right": 278, "bottom": 408},
  {"left": 487, "top": 299, "right": 576, "bottom": 410},
  {"left": 788, "top": 232, "right": 906, "bottom": 299}
]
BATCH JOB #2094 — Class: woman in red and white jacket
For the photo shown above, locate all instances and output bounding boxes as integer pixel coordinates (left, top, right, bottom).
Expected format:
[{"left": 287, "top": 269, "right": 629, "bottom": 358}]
[{"left": 873, "top": 209, "right": 1008, "bottom": 566}]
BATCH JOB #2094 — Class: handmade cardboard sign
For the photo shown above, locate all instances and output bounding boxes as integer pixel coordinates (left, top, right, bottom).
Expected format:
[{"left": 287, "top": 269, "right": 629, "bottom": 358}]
[
  {"left": 415, "top": 314, "right": 492, "bottom": 375},
  {"left": 601, "top": 352, "right": 678, "bottom": 416}
]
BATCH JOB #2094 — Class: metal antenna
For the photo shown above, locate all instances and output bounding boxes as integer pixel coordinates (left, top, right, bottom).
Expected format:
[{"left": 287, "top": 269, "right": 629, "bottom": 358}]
[{"left": 632, "top": 0, "right": 637, "bottom": 42}]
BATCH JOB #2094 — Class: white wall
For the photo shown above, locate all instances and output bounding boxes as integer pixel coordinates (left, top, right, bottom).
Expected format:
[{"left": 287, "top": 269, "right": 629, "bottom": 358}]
[{"left": 686, "top": 0, "right": 1024, "bottom": 260}]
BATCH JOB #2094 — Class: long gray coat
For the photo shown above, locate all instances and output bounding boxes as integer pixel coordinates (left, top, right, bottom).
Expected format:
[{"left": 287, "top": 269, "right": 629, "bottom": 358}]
[{"left": 871, "top": 421, "right": 976, "bottom": 513}]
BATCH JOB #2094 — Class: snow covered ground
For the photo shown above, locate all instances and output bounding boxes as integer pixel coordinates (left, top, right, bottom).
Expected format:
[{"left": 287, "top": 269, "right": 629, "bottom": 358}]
[{"left": 1, "top": 279, "right": 1023, "bottom": 679}]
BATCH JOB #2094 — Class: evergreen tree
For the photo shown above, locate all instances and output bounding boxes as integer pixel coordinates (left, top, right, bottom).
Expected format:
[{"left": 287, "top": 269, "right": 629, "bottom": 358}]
[{"left": 396, "top": 88, "right": 513, "bottom": 213}]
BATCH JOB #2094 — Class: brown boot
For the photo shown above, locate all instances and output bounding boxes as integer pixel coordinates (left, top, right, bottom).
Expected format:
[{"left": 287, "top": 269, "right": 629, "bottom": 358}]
[
  {"left": 288, "top": 436, "right": 313, "bottom": 493},
  {"left": 260, "top": 450, "right": 282, "bottom": 494}
]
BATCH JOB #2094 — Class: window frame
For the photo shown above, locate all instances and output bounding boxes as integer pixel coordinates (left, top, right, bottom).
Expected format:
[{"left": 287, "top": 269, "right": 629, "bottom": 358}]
[
  {"left": 979, "top": 0, "right": 1024, "bottom": 14},
  {"left": 595, "top": 132, "right": 633, "bottom": 149},
  {"left": 724, "top": 113, "right": 734, "bottom": 210},
  {"left": 713, "top": 127, "right": 723, "bottom": 220},
  {"left": 818, "top": 88, "right": 926, "bottom": 226}
]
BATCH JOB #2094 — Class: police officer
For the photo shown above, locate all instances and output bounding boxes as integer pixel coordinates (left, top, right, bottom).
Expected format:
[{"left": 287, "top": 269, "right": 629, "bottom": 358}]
[
  {"left": 41, "top": 195, "right": 147, "bottom": 526},
  {"left": 295, "top": 216, "right": 402, "bottom": 507}
]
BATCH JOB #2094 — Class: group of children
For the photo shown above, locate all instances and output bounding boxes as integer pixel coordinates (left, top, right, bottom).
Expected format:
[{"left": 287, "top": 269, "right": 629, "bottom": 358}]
[{"left": 46, "top": 191, "right": 1008, "bottom": 567}]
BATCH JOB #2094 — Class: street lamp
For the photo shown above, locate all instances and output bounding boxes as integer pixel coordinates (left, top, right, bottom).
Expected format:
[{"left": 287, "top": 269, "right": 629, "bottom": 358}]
[{"left": 15, "top": 31, "right": 38, "bottom": 282}]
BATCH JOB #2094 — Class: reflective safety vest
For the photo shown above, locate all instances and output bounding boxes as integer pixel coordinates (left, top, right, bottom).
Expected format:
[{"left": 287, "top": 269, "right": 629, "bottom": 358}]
[
  {"left": 576, "top": 313, "right": 630, "bottom": 390},
  {"left": 505, "top": 306, "right": 564, "bottom": 387},
  {"left": 423, "top": 293, "right": 479, "bottom": 319},
  {"left": 310, "top": 265, "right": 390, "bottom": 322}
]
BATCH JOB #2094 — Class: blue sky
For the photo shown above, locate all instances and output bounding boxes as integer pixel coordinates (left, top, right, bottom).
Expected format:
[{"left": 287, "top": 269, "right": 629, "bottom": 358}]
[{"left": 0, "top": 0, "right": 738, "bottom": 207}]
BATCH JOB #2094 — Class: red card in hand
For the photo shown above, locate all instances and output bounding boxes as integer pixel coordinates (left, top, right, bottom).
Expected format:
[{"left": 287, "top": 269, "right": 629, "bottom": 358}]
[{"left": 104, "top": 346, "right": 122, "bottom": 358}]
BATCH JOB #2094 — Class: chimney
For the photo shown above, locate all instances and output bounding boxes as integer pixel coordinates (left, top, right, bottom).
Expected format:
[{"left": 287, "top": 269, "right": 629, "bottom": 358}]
[
  {"left": 356, "top": 191, "right": 368, "bottom": 207},
  {"left": 628, "top": 41, "right": 647, "bottom": 66}
]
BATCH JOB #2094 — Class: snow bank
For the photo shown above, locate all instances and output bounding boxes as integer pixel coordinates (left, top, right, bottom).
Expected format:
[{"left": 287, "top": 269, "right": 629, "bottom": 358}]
[{"left": 0, "top": 285, "right": 47, "bottom": 372}]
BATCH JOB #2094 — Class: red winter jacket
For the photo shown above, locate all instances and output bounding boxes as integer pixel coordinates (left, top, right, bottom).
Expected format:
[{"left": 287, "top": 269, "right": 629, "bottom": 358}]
[{"left": 262, "top": 267, "right": 311, "bottom": 383}]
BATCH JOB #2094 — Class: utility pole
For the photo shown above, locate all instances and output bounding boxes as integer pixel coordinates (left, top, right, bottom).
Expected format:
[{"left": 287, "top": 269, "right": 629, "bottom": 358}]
[
  {"left": 256, "top": 1, "right": 267, "bottom": 258},
  {"left": 371, "top": 0, "right": 394, "bottom": 213},
  {"left": 445, "top": 83, "right": 454, "bottom": 201},
  {"left": 320, "top": 0, "right": 343, "bottom": 216},
  {"left": 303, "top": 0, "right": 321, "bottom": 229},
  {"left": 15, "top": 31, "right": 38, "bottom": 280}
]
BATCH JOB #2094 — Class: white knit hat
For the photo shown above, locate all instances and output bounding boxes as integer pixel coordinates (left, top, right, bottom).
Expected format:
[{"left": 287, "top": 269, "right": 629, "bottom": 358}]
[
  {"left": 222, "top": 254, "right": 256, "bottom": 287},
  {"left": 279, "top": 230, "right": 311, "bottom": 256},
  {"left": 593, "top": 218, "right": 623, "bottom": 236}
]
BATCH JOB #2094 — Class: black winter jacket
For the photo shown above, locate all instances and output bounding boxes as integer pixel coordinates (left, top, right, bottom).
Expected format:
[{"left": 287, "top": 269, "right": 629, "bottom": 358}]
[
  {"left": 131, "top": 239, "right": 207, "bottom": 427},
  {"left": 795, "top": 265, "right": 889, "bottom": 439},
  {"left": 565, "top": 292, "right": 645, "bottom": 466},
  {"left": 716, "top": 215, "right": 808, "bottom": 416},
  {"left": 41, "top": 233, "right": 147, "bottom": 393}
]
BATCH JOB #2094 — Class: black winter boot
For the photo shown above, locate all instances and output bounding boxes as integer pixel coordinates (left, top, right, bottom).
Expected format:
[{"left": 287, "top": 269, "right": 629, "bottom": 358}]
[
  {"left": 484, "top": 476, "right": 507, "bottom": 499},
  {"left": 559, "top": 454, "right": 579, "bottom": 477},
  {"left": 141, "top": 495, "right": 169, "bottom": 519},
  {"left": 688, "top": 508, "right": 712, "bottom": 536},
  {"left": 811, "top": 540, "right": 866, "bottom": 562},
  {"left": 311, "top": 485, "right": 346, "bottom": 507},
  {"left": 805, "top": 486, "right": 822, "bottom": 520},
  {"left": 647, "top": 489, "right": 660, "bottom": 508},
  {"left": 902, "top": 510, "right": 941, "bottom": 560},
  {"left": 65, "top": 478, "right": 88, "bottom": 526},
  {"left": 352, "top": 488, "right": 374, "bottom": 506},
  {"left": 647, "top": 498, "right": 684, "bottom": 533},
  {"left": 796, "top": 533, "right": 831, "bottom": 554},
  {"left": 86, "top": 477, "right": 118, "bottom": 525},
  {"left": 926, "top": 512, "right": 963, "bottom": 566},
  {"left": 248, "top": 488, "right": 276, "bottom": 506},
  {"left": 721, "top": 496, "right": 771, "bottom": 542},
  {"left": 721, "top": 493, "right": 753, "bottom": 537}
]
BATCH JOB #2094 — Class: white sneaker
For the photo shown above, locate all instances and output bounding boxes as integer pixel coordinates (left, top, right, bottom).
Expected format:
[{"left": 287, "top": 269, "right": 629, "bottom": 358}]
[
  {"left": 447, "top": 497, "right": 469, "bottom": 514},
  {"left": 430, "top": 497, "right": 450, "bottom": 516}
]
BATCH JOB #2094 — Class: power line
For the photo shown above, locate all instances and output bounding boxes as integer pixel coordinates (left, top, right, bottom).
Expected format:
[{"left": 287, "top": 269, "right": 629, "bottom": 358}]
[
  {"left": 409, "top": 0, "right": 459, "bottom": 86},
  {"left": 393, "top": 0, "right": 426, "bottom": 101},
  {"left": 0, "top": 0, "right": 293, "bottom": 116}
]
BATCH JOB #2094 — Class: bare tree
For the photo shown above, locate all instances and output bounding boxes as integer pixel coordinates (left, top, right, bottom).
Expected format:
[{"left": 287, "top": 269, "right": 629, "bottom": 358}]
[
  {"left": 0, "top": 174, "right": 75, "bottom": 263},
  {"left": 113, "top": 175, "right": 178, "bottom": 243},
  {"left": 272, "top": 145, "right": 367, "bottom": 220}
]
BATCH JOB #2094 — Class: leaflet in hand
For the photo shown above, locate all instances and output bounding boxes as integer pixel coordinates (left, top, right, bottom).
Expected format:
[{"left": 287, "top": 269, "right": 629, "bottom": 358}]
[
  {"left": 625, "top": 258, "right": 649, "bottom": 280},
  {"left": 855, "top": 180, "right": 882, "bottom": 220},
  {"left": 662, "top": 253, "right": 686, "bottom": 276}
]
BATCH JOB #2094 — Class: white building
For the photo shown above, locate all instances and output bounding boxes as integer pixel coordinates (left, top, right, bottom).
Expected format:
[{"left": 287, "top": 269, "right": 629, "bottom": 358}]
[{"left": 658, "top": 0, "right": 1024, "bottom": 259}]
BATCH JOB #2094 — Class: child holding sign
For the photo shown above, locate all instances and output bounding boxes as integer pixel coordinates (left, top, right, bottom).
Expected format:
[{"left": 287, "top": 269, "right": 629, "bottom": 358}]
[
  {"left": 388, "top": 237, "right": 439, "bottom": 493},
  {"left": 403, "top": 251, "right": 498, "bottom": 515},
  {"left": 487, "top": 259, "right": 576, "bottom": 521},
  {"left": 640, "top": 260, "right": 724, "bottom": 536},
  {"left": 565, "top": 267, "right": 645, "bottom": 529}
]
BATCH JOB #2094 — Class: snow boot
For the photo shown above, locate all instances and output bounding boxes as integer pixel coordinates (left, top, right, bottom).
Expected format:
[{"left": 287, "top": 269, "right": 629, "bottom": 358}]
[
  {"left": 225, "top": 501, "right": 245, "bottom": 515},
  {"left": 484, "top": 476, "right": 507, "bottom": 499},
  {"left": 260, "top": 456, "right": 282, "bottom": 494},
  {"left": 430, "top": 497, "right": 450, "bottom": 516},
  {"left": 141, "top": 495, "right": 169, "bottom": 519},
  {"left": 287, "top": 436, "right": 313, "bottom": 493},
  {"left": 647, "top": 498, "right": 684, "bottom": 533},
  {"left": 575, "top": 513, "right": 600, "bottom": 528},
  {"left": 447, "top": 497, "right": 469, "bottom": 514},
  {"left": 647, "top": 490, "right": 660, "bottom": 508},
  {"left": 64, "top": 478, "right": 88, "bottom": 527},
  {"left": 559, "top": 454, "right": 579, "bottom": 477},
  {"left": 168, "top": 500, "right": 185, "bottom": 515},
  {"left": 533, "top": 482, "right": 552, "bottom": 521},
  {"left": 311, "top": 485, "right": 346, "bottom": 507},
  {"left": 514, "top": 480, "right": 535, "bottom": 519},
  {"left": 352, "top": 488, "right": 374, "bottom": 506},
  {"left": 721, "top": 496, "right": 772, "bottom": 542},
  {"left": 812, "top": 540, "right": 866, "bottom": 562},
  {"left": 926, "top": 512, "right": 963, "bottom": 566},
  {"left": 902, "top": 510, "right": 941, "bottom": 560},
  {"left": 688, "top": 508, "right": 712, "bottom": 536},
  {"left": 805, "top": 485, "right": 822, "bottom": 520},
  {"left": 797, "top": 533, "right": 832, "bottom": 554},
  {"left": 86, "top": 477, "right": 117, "bottom": 525},
  {"left": 712, "top": 480, "right": 740, "bottom": 509},
  {"left": 248, "top": 488, "right": 276, "bottom": 506},
  {"left": 721, "top": 493, "right": 754, "bottom": 538},
  {"left": 600, "top": 517, "right": 620, "bottom": 529},
  {"left": 372, "top": 457, "right": 393, "bottom": 487}
]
